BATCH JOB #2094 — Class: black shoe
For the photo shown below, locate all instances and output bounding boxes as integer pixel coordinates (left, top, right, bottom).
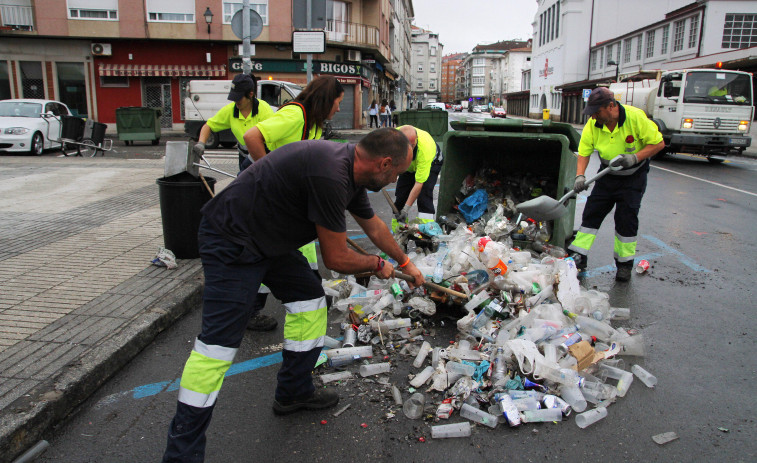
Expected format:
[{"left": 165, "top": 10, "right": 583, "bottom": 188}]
[
  {"left": 569, "top": 252, "right": 588, "bottom": 271},
  {"left": 273, "top": 390, "right": 339, "bottom": 415},
  {"left": 246, "top": 313, "right": 278, "bottom": 331},
  {"left": 615, "top": 263, "right": 633, "bottom": 282}
]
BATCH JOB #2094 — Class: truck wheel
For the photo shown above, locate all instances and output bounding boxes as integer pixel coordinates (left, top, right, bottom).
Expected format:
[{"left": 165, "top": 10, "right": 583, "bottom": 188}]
[
  {"left": 205, "top": 131, "right": 220, "bottom": 149},
  {"left": 707, "top": 157, "right": 725, "bottom": 164}
]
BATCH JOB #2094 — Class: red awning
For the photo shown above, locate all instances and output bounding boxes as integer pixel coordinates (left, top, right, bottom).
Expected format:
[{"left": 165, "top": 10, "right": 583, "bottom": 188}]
[{"left": 98, "top": 64, "right": 226, "bottom": 77}]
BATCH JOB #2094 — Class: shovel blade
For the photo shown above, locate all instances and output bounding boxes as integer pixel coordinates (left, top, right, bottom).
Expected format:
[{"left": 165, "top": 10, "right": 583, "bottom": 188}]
[
  {"left": 164, "top": 141, "right": 200, "bottom": 178},
  {"left": 516, "top": 196, "right": 568, "bottom": 221}
]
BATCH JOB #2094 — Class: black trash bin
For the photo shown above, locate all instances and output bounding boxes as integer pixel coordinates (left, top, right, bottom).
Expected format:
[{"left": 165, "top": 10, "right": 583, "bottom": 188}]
[
  {"left": 61, "top": 115, "right": 85, "bottom": 140},
  {"left": 156, "top": 173, "right": 216, "bottom": 259}
]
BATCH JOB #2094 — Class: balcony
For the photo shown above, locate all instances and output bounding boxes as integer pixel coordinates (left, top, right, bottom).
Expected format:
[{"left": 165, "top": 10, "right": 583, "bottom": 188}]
[
  {"left": 0, "top": 4, "right": 34, "bottom": 31},
  {"left": 325, "top": 19, "right": 379, "bottom": 48}
]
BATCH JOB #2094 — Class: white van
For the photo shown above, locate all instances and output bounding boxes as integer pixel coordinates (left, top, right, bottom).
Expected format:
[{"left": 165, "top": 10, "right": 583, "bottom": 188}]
[{"left": 426, "top": 102, "right": 446, "bottom": 110}]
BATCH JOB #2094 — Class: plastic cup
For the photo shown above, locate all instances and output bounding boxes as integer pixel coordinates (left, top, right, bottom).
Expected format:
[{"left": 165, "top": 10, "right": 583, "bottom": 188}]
[
  {"left": 559, "top": 384, "right": 587, "bottom": 413},
  {"left": 359, "top": 362, "right": 391, "bottom": 377},
  {"left": 522, "top": 408, "right": 563, "bottom": 423},
  {"left": 446, "top": 361, "right": 475, "bottom": 376},
  {"left": 325, "top": 345, "right": 373, "bottom": 359},
  {"left": 413, "top": 341, "right": 432, "bottom": 368},
  {"left": 342, "top": 327, "right": 357, "bottom": 348},
  {"left": 323, "top": 336, "right": 341, "bottom": 348},
  {"left": 391, "top": 385, "right": 403, "bottom": 405},
  {"left": 631, "top": 364, "right": 658, "bottom": 388},
  {"left": 431, "top": 422, "right": 471, "bottom": 438},
  {"left": 618, "top": 334, "right": 646, "bottom": 357},
  {"left": 320, "top": 371, "right": 352, "bottom": 384},
  {"left": 402, "top": 392, "right": 426, "bottom": 419},
  {"left": 409, "top": 366, "right": 435, "bottom": 387},
  {"left": 460, "top": 403, "right": 499, "bottom": 428},
  {"left": 575, "top": 407, "right": 608, "bottom": 428}
]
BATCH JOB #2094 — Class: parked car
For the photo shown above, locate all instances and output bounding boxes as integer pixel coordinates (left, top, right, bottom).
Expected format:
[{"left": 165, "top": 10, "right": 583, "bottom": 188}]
[
  {"left": 453, "top": 104, "right": 463, "bottom": 112},
  {"left": 0, "top": 99, "right": 71, "bottom": 155},
  {"left": 426, "top": 102, "right": 446, "bottom": 110},
  {"left": 491, "top": 107, "right": 507, "bottom": 118},
  {"left": 445, "top": 103, "right": 451, "bottom": 109},
  {"left": 470, "top": 106, "right": 482, "bottom": 113}
]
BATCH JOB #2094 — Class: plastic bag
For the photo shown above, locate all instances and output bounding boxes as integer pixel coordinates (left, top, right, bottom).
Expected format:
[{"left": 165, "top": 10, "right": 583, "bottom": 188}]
[
  {"left": 151, "top": 247, "right": 177, "bottom": 269},
  {"left": 457, "top": 189, "right": 489, "bottom": 223}
]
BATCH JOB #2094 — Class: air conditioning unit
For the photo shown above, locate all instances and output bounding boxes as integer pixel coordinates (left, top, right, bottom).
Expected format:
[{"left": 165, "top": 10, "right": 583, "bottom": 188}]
[
  {"left": 345, "top": 50, "right": 361, "bottom": 62},
  {"left": 91, "top": 43, "right": 112, "bottom": 56}
]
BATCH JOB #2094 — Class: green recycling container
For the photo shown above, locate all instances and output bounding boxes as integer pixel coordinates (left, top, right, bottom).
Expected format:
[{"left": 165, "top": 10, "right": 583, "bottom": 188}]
[
  {"left": 396, "top": 109, "right": 449, "bottom": 143},
  {"left": 115, "top": 106, "right": 162, "bottom": 146},
  {"left": 438, "top": 118, "right": 580, "bottom": 249}
]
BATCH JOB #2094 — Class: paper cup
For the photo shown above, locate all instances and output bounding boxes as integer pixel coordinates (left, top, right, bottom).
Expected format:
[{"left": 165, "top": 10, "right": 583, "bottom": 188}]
[{"left": 635, "top": 259, "right": 650, "bottom": 274}]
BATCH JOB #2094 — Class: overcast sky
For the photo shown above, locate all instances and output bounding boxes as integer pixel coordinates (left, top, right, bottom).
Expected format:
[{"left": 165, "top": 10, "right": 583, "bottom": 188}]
[{"left": 410, "top": 0, "right": 538, "bottom": 54}]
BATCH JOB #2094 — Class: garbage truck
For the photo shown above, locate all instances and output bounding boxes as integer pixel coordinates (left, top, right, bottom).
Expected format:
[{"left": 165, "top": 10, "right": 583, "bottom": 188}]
[
  {"left": 608, "top": 68, "right": 753, "bottom": 163},
  {"left": 183, "top": 79, "right": 303, "bottom": 148}
]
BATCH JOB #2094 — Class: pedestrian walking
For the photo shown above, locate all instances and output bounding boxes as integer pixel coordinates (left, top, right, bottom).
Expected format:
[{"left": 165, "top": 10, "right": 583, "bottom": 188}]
[
  {"left": 161, "top": 129, "right": 424, "bottom": 463},
  {"left": 391, "top": 125, "right": 444, "bottom": 232},
  {"left": 367, "top": 100, "right": 379, "bottom": 128},
  {"left": 379, "top": 99, "right": 391, "bottom": 127},
  {"left": 389, "top": 99, "right": 397, "bottom": 127},
  {"left": 567, "top": 87, "right": 665, "bottom": 281},
  {"left": 191, "top": 74, "right": 274, "bottom": 174}
]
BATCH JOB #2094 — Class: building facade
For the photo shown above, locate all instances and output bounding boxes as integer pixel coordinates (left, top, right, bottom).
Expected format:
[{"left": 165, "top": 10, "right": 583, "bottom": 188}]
[
  {"left": 441, "top": 52, "right": 465, "bottom": 103},
  {"left": 460, "top": 40, "right": 530, "bottom": 107},
  {"left": 410, "top": 25, "right": 442, "bottom": 108},
  {"left": 528, "top": 0, "right": 757, "bottom": 123},
  {"left": 0, "top": 0, "right": 417, "bottom": 130}
]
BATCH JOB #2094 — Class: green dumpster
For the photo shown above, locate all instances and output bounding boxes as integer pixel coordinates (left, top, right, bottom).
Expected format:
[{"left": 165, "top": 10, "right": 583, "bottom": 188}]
[
  {"left": 396, "top": 109, "right": 449, "bottom": 143},
  {"left": 115, "top": 107, "right": 162, "bottom": 146},
  {"left": 438, "top": 118, "right": 580, "bottom": 249}
]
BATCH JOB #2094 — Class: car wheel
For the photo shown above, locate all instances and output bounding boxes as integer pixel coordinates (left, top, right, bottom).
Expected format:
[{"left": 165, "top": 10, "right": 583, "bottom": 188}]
[{"left": 30, "top": 132, "right": 44, "bottom": 156}]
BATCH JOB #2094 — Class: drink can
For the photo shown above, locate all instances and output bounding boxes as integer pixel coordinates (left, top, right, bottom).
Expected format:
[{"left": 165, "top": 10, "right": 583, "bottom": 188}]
[
  {"left": 635, "top": 259, "right": 650, "bottom": 274},
  {"left": 542, "top": 394, "right": 572, "bottom": 416},
  {"left": 390, "top": 282, "right": 404, "bottom": 300},
  {"left": 495, "top": 393, "right": 522, "bottom": 427},
  {"left": 342, "top": 326, "right": 357, "bottom": 347}
]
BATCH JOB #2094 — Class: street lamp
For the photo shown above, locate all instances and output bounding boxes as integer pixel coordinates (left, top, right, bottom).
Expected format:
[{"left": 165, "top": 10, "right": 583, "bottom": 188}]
[
  {"left": 203, "top": 7, "right": 213, "bottom": 35},
  {"left": 607, "top": 60, "right": 619, "bottom": 83}
]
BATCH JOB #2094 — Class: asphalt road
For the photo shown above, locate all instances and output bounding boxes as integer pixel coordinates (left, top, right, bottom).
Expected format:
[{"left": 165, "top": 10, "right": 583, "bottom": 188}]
[{"left": 21, "top": 117, "right": 757, "bottom": 462}]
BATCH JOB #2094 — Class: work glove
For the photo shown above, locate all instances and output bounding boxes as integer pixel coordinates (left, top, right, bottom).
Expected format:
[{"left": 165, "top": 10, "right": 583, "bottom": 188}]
[
  {"left": 610, "top": 153, "right": 638, "bottom": 169},
  {"left": 395, "top": 207, "right": 408, "bottom": 223},
  {"left": 192, "top": 142, "right": 205, "bottom": 159},
  {"left": 573, "top": 175, "right": 588, "bottom": 193}
]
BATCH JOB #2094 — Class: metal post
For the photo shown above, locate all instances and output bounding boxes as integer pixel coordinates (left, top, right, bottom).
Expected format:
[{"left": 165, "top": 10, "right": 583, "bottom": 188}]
[
  {"left": 242, "top": 0, "right": 251, "bottom": 74},
  {"left": 306, "top": 0, "right": 313, "bottom": 83}
]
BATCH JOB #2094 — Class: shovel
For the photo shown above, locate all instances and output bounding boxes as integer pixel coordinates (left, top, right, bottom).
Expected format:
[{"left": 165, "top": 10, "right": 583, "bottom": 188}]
[
  {"left": 516, "top": 156, "right": 623, "bottom": 221},
  {"left": 164, "top": 141, "right": 236, "bottom": 179}
]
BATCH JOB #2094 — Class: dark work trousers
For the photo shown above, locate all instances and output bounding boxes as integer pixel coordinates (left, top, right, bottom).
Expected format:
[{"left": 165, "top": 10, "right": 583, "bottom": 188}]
[
  {"left": 162, "top": 218, "right": 325, "bottom": 463},
  {"left": 579, "top": 162, "right": 649, "bottom": 254},
  {"left": 393, "top": 163, "right": 442, "bottom": 215}
]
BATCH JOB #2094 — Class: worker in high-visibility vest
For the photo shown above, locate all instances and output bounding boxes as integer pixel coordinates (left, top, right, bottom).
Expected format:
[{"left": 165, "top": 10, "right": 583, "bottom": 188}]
[
  {"left": 568, "top": 87, "right": 665, "bottom": 281},
  {"left": 391, "top": 125, "right": 443, "bottom": 232}
]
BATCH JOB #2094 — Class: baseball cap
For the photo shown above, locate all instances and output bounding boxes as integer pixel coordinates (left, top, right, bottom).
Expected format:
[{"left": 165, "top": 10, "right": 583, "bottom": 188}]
[
  {"left": 582, "top": 87, "right": 615, "bottom": 116},
  {"left": 227, "top": 74, "right": 256, "bottom": 102}
]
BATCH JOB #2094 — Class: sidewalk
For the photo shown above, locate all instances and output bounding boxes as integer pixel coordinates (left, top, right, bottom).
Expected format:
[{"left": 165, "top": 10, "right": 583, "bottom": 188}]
[{"left": 0, "top": 156, "right": 237, "bottom": 463}]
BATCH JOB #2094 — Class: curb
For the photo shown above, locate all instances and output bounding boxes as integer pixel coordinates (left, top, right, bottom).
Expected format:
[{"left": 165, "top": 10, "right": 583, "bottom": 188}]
[{"left": 0, "top": 271, "right": 204, "bottom": 463}]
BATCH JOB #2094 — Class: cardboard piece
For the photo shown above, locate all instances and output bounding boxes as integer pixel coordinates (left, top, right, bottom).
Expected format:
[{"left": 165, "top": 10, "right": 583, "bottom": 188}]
[{"left": 568, "top": 340, "right": 611, "bottom": 371}]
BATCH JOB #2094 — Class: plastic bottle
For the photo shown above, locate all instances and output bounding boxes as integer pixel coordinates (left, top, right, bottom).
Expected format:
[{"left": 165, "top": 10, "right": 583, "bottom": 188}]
[
  {"left": 431, "top": 422, "right": 471, "bottom": 438},
  {"left": 631, "top": 364, "right": 657, "bottom": 388},
  {"left": 464, "top": 291, "right": 490, "bottom": 313},
  {"left": 412, "top": 341, "right": 432, "bottom": 368},
  {"left": 432, "top": 242, "right": 449, "bottom": 283},
  {"left": 402, "top": 392, "right": 426, "bottom": 419},
  {"left": 575, "top": 407, "right": 607, "bottom": 428},
  {"left": 359, "top": 362, "right": 391, "bottom": 377},
  {"left": 575, "top": 315, "right": 617, "bottom": 342},
  {"left": 409, "top": 366, "right": 435, "bottom": 387},
  {"left": 324, "top": 345, "right": 373, "bottom": 359},
  {"left": 446, "top": 361, "right": 476, "bottom": 376},
  {"left": 491, "top": 347, "right": 508, "bottom": 384},
  {"left": 460, "top": 403, "right": 499, "bottom": 428}
]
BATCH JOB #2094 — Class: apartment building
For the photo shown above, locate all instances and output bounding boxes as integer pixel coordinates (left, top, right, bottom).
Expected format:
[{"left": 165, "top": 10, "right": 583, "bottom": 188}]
[
  {"left": 410, "top": 25, "right": 442, "bottom": 108},
  {"left": 529, "top": 0, "right": 757, "bottom": 123},
  {"left": 0, "top": 0, "right": 414, "bottom": 130},
  {"left": 441, "top": 52, "right": 465, "bottom": 103},
  {"left": 460, "top": 40, "right": 530, "bottom": 106}
]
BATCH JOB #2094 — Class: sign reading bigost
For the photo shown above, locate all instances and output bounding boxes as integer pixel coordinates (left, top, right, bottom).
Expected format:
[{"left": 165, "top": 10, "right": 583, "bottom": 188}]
[{"left": 229, "top": 58, "right": 362, "bottom": 76}]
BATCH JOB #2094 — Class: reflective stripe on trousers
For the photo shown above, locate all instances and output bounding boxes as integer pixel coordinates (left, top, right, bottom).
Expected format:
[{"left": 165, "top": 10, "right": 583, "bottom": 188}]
[
  {"left": 283, "top": 296, "right": 327, "bottom": 351},
  {"left": 614, "top": 234, "right": 637, "bottom": 263},
  {"left": 178, "top": 338, "right": 237, "bottom": 408},
  {"left": 568, "top": 227, "right": 598, "bottom": 255}
]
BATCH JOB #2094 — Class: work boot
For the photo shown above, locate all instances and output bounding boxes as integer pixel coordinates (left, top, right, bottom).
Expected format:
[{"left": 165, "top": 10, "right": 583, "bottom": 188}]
[
  {"left": 615, "top": 262, "right": 633, "bottom": 282},
  {"left": 569, "top": 252, "right": 588, "bottom": 271},
  {"left": 272, "top": 390, "right": 339, "bottom": 415},
  {"left": 246, "top": 313, "right": 278, "bottom": 331}
]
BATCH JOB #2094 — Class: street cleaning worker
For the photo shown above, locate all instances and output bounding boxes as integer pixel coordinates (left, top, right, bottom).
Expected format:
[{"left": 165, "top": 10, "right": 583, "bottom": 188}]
[
  {"left": 568, "top": 87, "right": 664, "bottom": 281},
  {"left": 241, "top": 75, "right": 345, "bottom": 330},
  {"left": 192, "top": 73, "right": 273, "bottom": 173},
  {"left": 162, "top": 129, "right": 424, "bottom": 463},
  {"left": 391, "top": 125, "right": 443, "bottom": 232},
  {"left": 191, "top": 73, "right": 277, "bottom": 331}
]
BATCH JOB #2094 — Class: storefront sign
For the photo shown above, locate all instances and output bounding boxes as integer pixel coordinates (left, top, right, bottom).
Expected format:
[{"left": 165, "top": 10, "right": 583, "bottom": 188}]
[{"left": 229, "top": 58, "right": 362, "bottom": 76}]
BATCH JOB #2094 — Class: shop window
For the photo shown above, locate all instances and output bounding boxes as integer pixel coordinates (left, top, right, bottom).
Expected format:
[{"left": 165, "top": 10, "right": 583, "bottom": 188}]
[
  {"left": 20, "top": 61, "right": 44, "bottom": 99},
  {"left": 100, "top": 76, "right": 129, "bottom": 87},
  {"left": 0, "top": 62, "right": 11, "bottom": 100},
  {"left": 57, "top": 62, "right": 87, "bottom": 117}
]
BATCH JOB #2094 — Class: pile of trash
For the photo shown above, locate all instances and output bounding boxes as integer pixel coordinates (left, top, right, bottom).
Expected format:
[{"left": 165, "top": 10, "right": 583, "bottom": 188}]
[{"left": 318, "top": 216, "right": 656, "bottom": 437}]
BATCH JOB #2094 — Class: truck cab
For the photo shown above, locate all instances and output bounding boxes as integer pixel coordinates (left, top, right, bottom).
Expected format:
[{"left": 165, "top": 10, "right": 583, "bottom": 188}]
[{"left": 183, "top": 79, "right": 303, "bottom": 148}]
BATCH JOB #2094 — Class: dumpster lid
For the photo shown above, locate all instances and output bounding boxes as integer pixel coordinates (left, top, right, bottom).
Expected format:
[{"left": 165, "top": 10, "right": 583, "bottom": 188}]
[{"left": 449, "top": 118, "right": 581, "bottom": 151}]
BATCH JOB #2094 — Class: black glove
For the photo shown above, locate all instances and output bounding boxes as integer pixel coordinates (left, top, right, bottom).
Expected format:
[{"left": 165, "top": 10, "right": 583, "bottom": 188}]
[
  {"left": 574, "top": 175, "right": 588, "bottom": 193},
  {"left": 610, "top": 153, "right": 638, "bottom": 169},
  {"left": 192, "top": 142, "right": 205, "bottom": 159},
  {"left": 395, "top": 207, "right": 408, "bottom": 223}
]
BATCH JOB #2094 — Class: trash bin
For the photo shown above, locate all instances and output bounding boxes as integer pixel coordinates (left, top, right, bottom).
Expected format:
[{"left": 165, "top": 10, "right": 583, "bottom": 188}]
[
  {"left": 83, "top": 119, "right": 107, "bottom": 145},
  {"left": 116, "top": 106, "right": 162, "bottom": 146},
  {"left": 156, "top": 173, "right": 216, "bottom": 259},
  {"left": 438, "top": 118, "right": 580, "bottom": 249},
  {"left": 61, "top": 115, "right": 85, "bottom": 141},
  {"left": 396, "top": 109, "right": 449, "bottom": 144},
  {"left": 542, "top": 109, "right": 550, "bottom": 120}
]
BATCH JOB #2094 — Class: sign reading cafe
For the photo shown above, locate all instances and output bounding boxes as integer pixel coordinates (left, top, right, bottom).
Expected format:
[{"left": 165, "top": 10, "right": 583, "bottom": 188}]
[{"left": 229, "top": 58, "right": 362, "bottom": 76}]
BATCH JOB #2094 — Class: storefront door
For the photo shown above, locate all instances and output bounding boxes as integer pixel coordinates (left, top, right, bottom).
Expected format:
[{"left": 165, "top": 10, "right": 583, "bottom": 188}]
[{"left": 143, "top": 78, "right": 172, "bottom": 128}]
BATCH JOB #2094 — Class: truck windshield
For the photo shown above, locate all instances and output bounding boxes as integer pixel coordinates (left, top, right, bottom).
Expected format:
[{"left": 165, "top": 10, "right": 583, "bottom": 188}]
[{"left": 683, "top": 72, "right": 752, "bottom": 105}]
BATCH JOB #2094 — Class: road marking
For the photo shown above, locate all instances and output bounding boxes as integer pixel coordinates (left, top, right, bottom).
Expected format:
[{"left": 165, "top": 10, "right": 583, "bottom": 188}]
[{"left": 651, "top": 165, "right": 757, "bottom": 197}]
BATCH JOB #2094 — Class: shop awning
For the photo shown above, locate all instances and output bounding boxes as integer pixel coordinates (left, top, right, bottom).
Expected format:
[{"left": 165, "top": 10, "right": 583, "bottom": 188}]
[{"left": 98, "top": 64, "right": 226, "bottom": 77}]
